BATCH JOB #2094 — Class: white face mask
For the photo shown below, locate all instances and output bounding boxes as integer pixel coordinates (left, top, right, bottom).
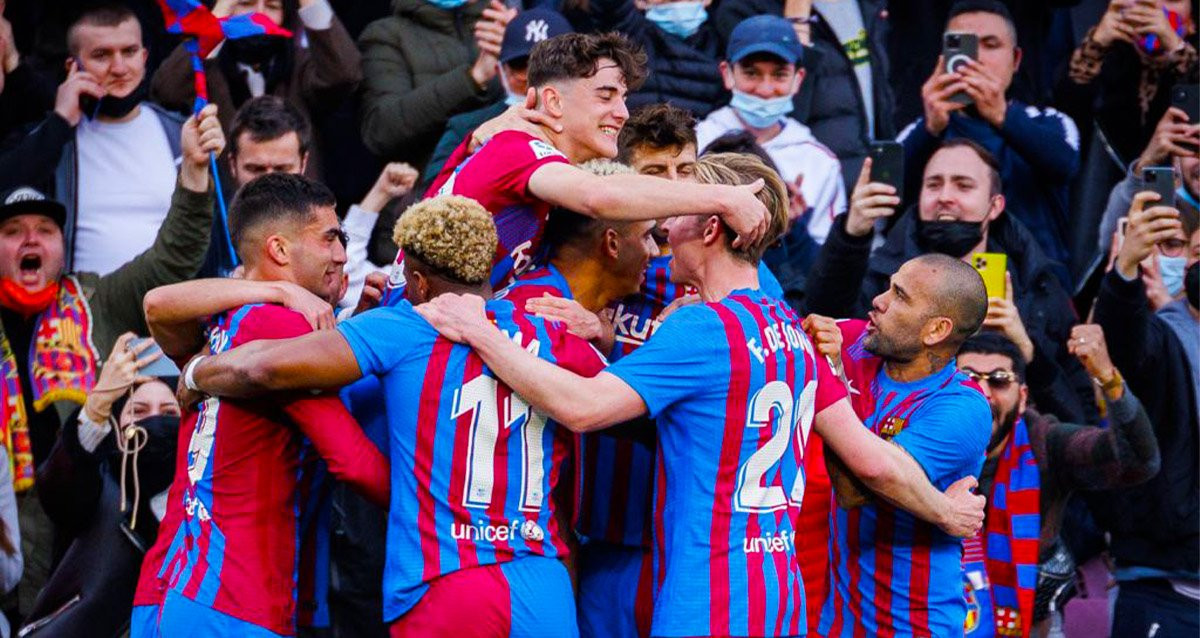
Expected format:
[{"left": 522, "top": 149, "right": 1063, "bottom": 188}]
[{"left": 498, "top": 64, "right": 527, "bottom": 107}]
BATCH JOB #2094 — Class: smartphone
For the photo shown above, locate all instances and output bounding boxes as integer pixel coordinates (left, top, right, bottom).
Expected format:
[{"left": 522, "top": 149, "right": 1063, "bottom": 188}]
[
  {"left": 128, "top": 337, "right": 180, "bottom": 378},
  {"left": 1141, "top": 166, "right": 1177, "bottom": 208},
  {"left": 72, "top": 57, "right": 100, "bottom": 120},
  {"left": 971, "top": 252, "right": 1007, "bottom": 299},
  {"left": 943, "top": 32, "right": 978, "bottom": 105},
  {"left": 868, "top": 141, "right": 904, "bottom": 202},
  {"left": 1172, "top": 83, "right": 1199, "bottom": 123}
]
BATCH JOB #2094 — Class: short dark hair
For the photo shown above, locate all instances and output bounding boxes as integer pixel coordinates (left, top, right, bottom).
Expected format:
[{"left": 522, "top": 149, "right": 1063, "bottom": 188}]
[
  {"left": 946, "top": 0, "right": 1017, "bottom": 42},
  {"left": 229, "top": 96, "right": 312, "bottom": 157},
  {"left": 527, "top": 32, "right": 647, "bottom": 92},
  {"left": 700, "top": 130, "right": 781, "bottom": 174},
  {"left": 617, "top": 103, "right": 696, "bottom": 161},
  {"left": 959, "top": 331, "right": 1027, "bottom": 383},
  {"left": 934, "top": 138, "right": 1003, "bottom": 196},
  {"left": 68, "top": 3, "right": 140, "bottom": 55},
  {"left": 912, "top": 253, "right": 989, "bottom": 345},
  {"left": 228, "top": 172, "right": 335, "bottom": 262}
]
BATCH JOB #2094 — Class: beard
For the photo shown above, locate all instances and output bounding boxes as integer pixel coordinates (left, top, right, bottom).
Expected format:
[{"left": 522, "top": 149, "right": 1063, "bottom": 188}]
[
  {"left": 863, "top": 329, "right": 922, "bottom": 363},
  {"left": 987, "top": 401, "right": 1020, "bottom": 454}
]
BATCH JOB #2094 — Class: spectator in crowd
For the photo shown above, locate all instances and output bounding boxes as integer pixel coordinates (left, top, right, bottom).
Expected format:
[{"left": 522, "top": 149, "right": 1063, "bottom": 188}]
[
  {"left": 132, "top": 173, "right": 389, "bottom": 638},
  {"left": 0, "top": 446, "right": 16, "bottom": 638},
  {"left": 0, "top": 2, "right": 55, "bottom": 143},
  {"left": 342, "top": 162, "right": 419, "bottom": 312},
  {"left": 358, "top": 0, "right": 511, "bottom": 172},
  {"left": 713, "top": 0, "right": 896, "bottom": 195},
  {"left": 807, "top": 139, "right": 1098, "bottom": 423},
  {"left": 1059, "top": 0, "right": 1198, "bottom": 167},
  {"left": 0, "top": 103, "right": 219, "bottom": 621},
  {"left": 24, "top": 335, "right": 180, "bottom": 638},
  {"left": 151, "top": 0, "right": 362, "bottom": 179},
  {"left": 898, "top": 0, "right": 1080, "bottom": 285},
  {"left": 0, "top": 4, "right": 186, "bottom": 277},
  {"left": 423, "top": 7, "right": 573, "bottom": 184},
  {"left": 565, "top": 0, "right": 726, "bottom": 118},
  {"left": 696, "top": 15, "right": 846, "bottom": 246},
  {"left": 1095, "top": 104, "right": 1200, "bottom": 291},
  {"left": 1089, "top": 189, "right": 1199, "bottom": 636},
  {"left": 956, "top": 331, "right": 1159, "bottom": 638}
]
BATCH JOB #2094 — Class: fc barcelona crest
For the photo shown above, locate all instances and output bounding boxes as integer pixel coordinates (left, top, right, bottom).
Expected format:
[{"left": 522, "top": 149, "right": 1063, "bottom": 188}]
[{"left": 880, "top": 416, "right": 907, "bottom": 438}]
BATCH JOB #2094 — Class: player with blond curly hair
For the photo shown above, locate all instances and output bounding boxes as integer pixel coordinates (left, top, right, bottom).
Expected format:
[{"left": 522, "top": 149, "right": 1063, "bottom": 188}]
[{"left": 179, "top": 193, "right": 611, "bottom": 636}]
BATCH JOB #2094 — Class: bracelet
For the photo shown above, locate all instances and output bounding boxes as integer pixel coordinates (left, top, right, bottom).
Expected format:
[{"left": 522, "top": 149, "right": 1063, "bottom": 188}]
[
  {"left": 1092, "top": 369, "right": 1124, "bottom": 395},
  {"left": 183, "top": 355, "right": 207, "bottom": 392}
]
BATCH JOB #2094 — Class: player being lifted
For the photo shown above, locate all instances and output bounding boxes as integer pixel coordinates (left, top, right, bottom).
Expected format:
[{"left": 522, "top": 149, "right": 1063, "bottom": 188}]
[{"left": 414, "top": 153, "right": 986, "bottom": 638}]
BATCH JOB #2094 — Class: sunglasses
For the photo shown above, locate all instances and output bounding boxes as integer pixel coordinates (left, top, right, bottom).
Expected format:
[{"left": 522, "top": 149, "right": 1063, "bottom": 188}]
[{"left": 961, "top": 368, "right": 1018, "bottom": 390}]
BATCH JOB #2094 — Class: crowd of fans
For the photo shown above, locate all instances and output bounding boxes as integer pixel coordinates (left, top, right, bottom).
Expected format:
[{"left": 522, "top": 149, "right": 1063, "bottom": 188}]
[{"left": 0, "top": 0, "right": 1193, "bottom": 636}]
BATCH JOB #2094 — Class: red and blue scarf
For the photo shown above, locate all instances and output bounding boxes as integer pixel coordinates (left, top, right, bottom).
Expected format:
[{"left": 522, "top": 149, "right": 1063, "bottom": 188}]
[{"left": 963, "top": 417, "right": 1041, "bottom": 638}]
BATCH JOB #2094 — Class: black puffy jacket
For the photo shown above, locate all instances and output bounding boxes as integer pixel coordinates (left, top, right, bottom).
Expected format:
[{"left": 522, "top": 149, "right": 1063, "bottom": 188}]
[{"left": 713, "top": 0, "right": 896, "bottom": 194}]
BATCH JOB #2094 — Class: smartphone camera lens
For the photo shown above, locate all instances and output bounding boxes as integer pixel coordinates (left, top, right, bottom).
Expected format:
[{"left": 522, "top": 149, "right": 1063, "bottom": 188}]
[{"left": 947, "top": 34, "right": 961, "bottom": 47}]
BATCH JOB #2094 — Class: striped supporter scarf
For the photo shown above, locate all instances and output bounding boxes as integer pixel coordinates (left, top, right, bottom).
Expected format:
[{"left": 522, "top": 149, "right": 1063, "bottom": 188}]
[
  {"left": 0, "top": 275, "right": 97, "bottom": 491},
  {"left": 963, "top": 416, "right": 1040, "bottom": 638}
]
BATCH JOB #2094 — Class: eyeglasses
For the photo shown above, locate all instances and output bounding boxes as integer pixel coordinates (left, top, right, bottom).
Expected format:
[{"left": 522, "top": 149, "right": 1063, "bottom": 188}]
[
  {"left": 961, "top": 367, "right": 1018, "bottom": 390},
  {"left": 1157, "top": 238, "right": 1187, "bottom": 258}
]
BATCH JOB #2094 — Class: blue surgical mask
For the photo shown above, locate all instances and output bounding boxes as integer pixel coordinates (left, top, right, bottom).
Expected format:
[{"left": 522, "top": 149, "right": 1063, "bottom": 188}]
[
  {"left": 427, "top": 0, "right": 469, "bottom": 9},
  {"left": 1178, "top": 186, "right": 1199, "bottom": 211},
  {"left": 729, "top": 89, "right": 794, "bottom": 129},
  {"left": 645, "top": 1, "right": 708, "bottom": 39},
  {"left": 1160, "top": 254, "right": 1187, "bottom": 297}
]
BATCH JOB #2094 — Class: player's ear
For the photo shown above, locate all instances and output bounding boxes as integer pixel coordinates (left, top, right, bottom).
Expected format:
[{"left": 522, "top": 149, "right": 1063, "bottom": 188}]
[
  {"left": 265, "top": 234, "right": 289, "bottom": 266},
  {"left": 543, "top": 86, "right": 564, "bottom": 118},
  {"left": 701, "top": 215, "right": 722, "bottom": 246},
  {"left": 602, "top": 227, "right": 620, "bottom": 260},
  {"left": 920, "top": 315, "right": 954, "bottom": 347}
]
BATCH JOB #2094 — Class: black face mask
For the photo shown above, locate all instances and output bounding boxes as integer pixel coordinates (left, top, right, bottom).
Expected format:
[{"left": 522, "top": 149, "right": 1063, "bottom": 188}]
[
  {"left": 1186, "top": 261, "right": 1199, "bottom": 311},
  {"left": 90, "top": 77, "right": 149, "bottom": 119},
  {"left": 915, "top": 217, "right": 985, "bottom": 258},
  {"left": 224, "top": 34, "right": 288, "bottom": 68},
  {"left": 108, "top": 414, "right": 180, "bottom": 497}
]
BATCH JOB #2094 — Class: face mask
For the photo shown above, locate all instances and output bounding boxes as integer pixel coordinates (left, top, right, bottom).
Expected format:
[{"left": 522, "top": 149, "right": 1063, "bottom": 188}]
[
  {"left": 915, "top": 218, "right": 985, "bottom": 257},
  {"left": 645, "top": 1, "right": 708, "bottom": 39},
  {"left": 498, "top": 65, "right": 526, "bottom": 107},
  {"left": 1178, "top": 186, "right": 1199, "bottom": 210},
  {"left": 1186, "top": 261, "right": 1199, "bottom": 310},
  {"left": 729, "top": 90, "right": 793, "bottom": 129},
  {"left": 1138, "top": 8, "right": 1186, "bottom": 54},
  {"left": 427, "top": 0, "right": 469, "bottom": 9},
  {"left": 0, "top": 278, "right": 58, "bottom": 316},
  {"left": 1159, "top": 254, "right": 1187, "bottom": 297},
  {"left": 225, "top": 34, "right": 288, "bottom": 67},
  {"left": 94, "top": 78, "right": 148, "bottom": 119}
]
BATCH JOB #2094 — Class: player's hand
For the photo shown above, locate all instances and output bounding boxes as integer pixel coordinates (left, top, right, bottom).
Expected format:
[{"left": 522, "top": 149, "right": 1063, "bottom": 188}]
[
  {"left": 54, "top": 58, "right": 104, "bottom": 126},
  {"left": 361, "top": 162, "right": 419, "bottom": 213},
  {"left": 958, "top": 58, "right": 1008, "bottom": 128},
  {"left": 801, "top": 314, "right": 843, "bottom": 372},
  {"left": 354, "top": 271, "right": 389, "bottom": 316},
  {"left": 86, "top": 333, "right": 161, "bottom": 423},
  {"left": 716, "top": 178, "right": 770, "bottom": 249},
  {"left": 981, "top": 272, "right": 1034, "bottom": 363},
  {"left": 939, "top": 475, "right": 986, "bottom": 538},
  {"left": 469, "top": 90, "right": 564, "bottom": 151},
  {"left": 180, "top": 104, "right": 224, "bottom": 192},
  {"left": 846, "top": 158, "right": 900, "bottom": 238},
  {"left": 1116, "top": 192, "right": 1182, "bottom": 279},
  {"left": 526, "top": 295, "right": 614, "bottom": 351},
  {"left": 658, "top": 293, "right": 701, "bottom": 322},
  {"left": 415, "top": 292, "right": 490, "bottom": 344},
  {"left": 272, "top": 280, "right": 335, "bottom": 330},
  {"left": 921, "top": 55, "right": 969, "bottom": 136}
]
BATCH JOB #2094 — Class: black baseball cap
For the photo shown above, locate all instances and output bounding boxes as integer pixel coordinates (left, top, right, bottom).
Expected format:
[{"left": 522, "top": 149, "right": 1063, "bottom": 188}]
[
  {"left": 499, "top": 9, "right": 573, "bottom": 64},
  {"left": 0, "top": 186, "right": 66, "bottom": 228}
]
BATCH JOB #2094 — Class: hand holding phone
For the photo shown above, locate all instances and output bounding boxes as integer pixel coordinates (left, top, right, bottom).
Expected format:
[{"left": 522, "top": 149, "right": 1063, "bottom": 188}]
[
  {"left": 972, "top": 252, "right": 1007, "bottom": 299},
  {"left": 1141, "top": 166, "right": 1177, "bottom": 209},
  {"left": 868, "top": 141, "right": 904, "bottom": 203},
  {"left": 53, "top": 58, "right": 102, "bottom": 126},
  {"left": 943, "top": 32, "right": 978, "bottom": 105}
]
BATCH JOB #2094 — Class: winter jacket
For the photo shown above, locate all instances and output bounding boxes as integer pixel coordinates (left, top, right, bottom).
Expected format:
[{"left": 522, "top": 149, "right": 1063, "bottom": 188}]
[
  {"left": 580, "top": 0, "right": 727, "bottom": 118},
  {"left": 357, "top": 0, "right": 500, "bottom": 171},
  {"left": 713, "top": 0, "right": 896, "bottom": 195},
  {"left": 1090, "top": 269, "right": 1199, "bottom": 579},
  {"left": 805, "top": 209, "right": 1098, "bottom": 425},
  {"left": 150, "top": 0, "right": 363, "bottom": 179},
  {"left": 897, "top": 101, "right": 1080, "bottom": 286}
]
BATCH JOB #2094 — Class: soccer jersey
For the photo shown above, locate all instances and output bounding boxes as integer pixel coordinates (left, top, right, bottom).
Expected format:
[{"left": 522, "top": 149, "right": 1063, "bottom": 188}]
[
  {"left": 133, "top": 304, "right": 388, "bottom": 636},
  {"left": 608, "top": 289, "right": 846, "bottom": 637},
  {"left": 427, "top": 130, "right": 571, "bottom": 289},
  {"left": 337, "top": 299, "right": 606, "bottom": 622},
  {"left": 819, "top": 320, "right": 991, "bottom": 638}
]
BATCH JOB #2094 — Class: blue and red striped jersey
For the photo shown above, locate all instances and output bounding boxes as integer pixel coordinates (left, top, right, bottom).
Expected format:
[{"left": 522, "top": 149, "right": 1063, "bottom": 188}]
[
  {"left": 133, "top": 304, "right": 388, "bottom": 636},
  {"left": 819, "top": 320, "right": 991, "bottom": 638},
  {"left": 337, "top": 298, "right": 606, "bottom": 622},
  {"left": 425, "top": 131, "right": 570, "bottom": 290},
  {"left": 608, "top": 289, "right": 846, "bottom": 637}
]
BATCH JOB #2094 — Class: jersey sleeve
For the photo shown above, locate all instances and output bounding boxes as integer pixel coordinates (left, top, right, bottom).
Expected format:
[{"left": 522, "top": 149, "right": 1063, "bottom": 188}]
[
  {"left": 813, "top": 351, "right": 848, "bottom": 413},
  {"left": 232, "top": 304, "right": 313, "bottom": 345},
  {"left": 549, "top": 329, "right": 608, "bottom": 379},
  {"left": 282, "top": 396, "right": 390, "bottom": 507},
  {"left": 453, "top": 132, "right": 569, "bottom": 204},
  {"left": 892, "top": 386, "right": 992, "bottom": 487},
  {"left": 337, "top": 303, "right": 429, "bottom": 377},
  {"left": 606, "top": 305, "right": 724, "bottom": 419}
]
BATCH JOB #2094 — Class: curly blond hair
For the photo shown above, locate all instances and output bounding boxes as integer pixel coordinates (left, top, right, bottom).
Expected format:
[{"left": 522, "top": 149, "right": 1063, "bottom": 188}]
[
  {"left": 692, "top": 153, "right": 789, "bottom": 264},
  {"left": 393, "top": 195, "right": 498, "bottom": 285}
]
